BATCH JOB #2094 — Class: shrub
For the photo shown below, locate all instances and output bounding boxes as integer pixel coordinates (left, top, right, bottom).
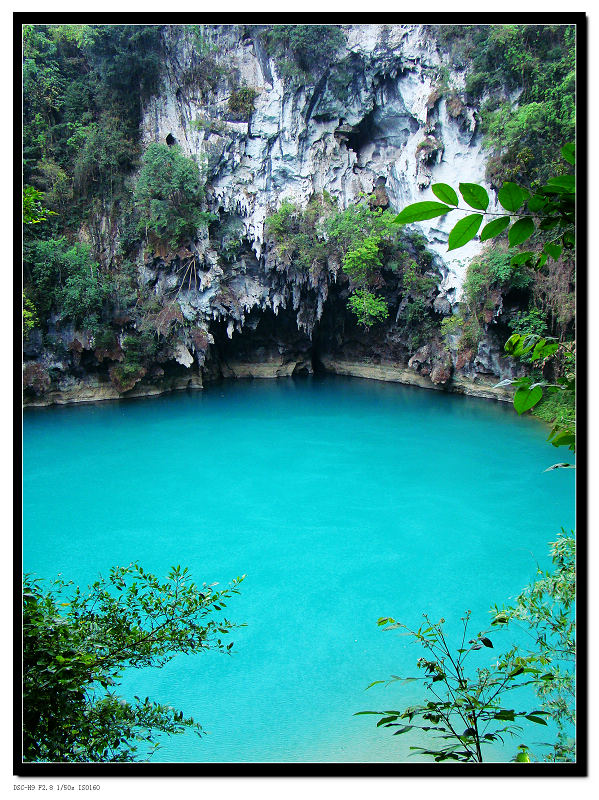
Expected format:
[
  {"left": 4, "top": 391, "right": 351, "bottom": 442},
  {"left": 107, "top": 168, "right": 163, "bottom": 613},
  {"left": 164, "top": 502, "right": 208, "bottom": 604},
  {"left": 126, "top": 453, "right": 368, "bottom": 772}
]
[
  {"left": 24, "top": 237, "right": 112, "bottom": 330},
  {"left": 347, "top": 290, "right": 389, "bottom": 328},
  {"left": 464, "top": 246, "right": 532, "bottom": 314},
  {"left": 23, "top": 292, "right": 39, "bottom": 335},
  {"left": 227, "top": 87, "right": 258, "bottom": 120},
  {"left": 342, "top": 235, "right": 383, "bottom": 286},
  {"left": 261, "top": 24, "right": 346, "bottom": 80},
  {"left": 134, "top": 143, "right": 214, "bottom": 246}
]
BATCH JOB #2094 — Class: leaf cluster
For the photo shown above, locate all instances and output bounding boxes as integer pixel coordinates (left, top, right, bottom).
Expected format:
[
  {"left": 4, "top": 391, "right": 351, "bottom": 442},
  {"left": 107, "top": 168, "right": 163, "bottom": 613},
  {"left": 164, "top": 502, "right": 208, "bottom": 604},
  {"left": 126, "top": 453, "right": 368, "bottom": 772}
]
[
  {"left": 260, "top": 24, "right": 346, "bottom": 81},
  {"left": 134, "top": 143, "right": 213, "bottom": 247},
  {"left": 432, "top": 24, "right": 575, "bottom": 186},
  {"left": 24, "top": 236, "right": 113, "bottom": 331},
  {"left": 358, "top": 612, "right": 552, "bottom": 762},
  {"left": 394, "top": 143, "right": 574, "bottom": 262},
  {"left": 23, "top": 564, "right": 244, "bottom": 762}
]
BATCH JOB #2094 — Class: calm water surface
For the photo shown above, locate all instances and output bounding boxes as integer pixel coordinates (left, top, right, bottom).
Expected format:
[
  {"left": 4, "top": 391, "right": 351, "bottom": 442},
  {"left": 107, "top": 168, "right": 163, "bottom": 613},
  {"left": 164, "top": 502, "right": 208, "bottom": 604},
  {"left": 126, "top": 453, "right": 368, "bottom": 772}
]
[{"left": 22, "top": 376, "right": 575, "bottom": 762}]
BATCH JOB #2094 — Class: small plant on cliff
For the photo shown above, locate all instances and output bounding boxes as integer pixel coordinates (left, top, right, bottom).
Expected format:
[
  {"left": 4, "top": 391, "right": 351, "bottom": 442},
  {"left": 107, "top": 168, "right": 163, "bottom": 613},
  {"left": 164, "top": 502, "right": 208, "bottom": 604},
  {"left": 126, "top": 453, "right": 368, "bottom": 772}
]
[
  {"left": 23, "top": 564, "right": 244, "bottom": 762},
  {"left": 261, "top": 24, "right": 346, "bottom": 80},
  {"left": 134, "top": 143, "right": 215, "bottom": 247},
  {"left": 227, "top": 87, "right": 259, "bottom": 120},
  {"left": 347, "top": 290, "right": 389, "bottom": 329},
  {"left": 22, "top": 292, "right": 39, "bottom": 336}
]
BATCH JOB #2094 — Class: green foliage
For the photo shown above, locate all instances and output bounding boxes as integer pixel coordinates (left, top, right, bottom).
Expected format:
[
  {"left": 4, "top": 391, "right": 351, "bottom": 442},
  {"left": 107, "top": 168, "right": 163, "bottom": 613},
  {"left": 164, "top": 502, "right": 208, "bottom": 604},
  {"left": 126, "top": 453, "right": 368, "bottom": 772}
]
[
  {"left": 23, "top": 24, "right": 163, "bottom": 195},
  {"left": 432, "top": 24, "right": 575, "bottom": 186},
  {"left": 24, "top": 237, "right": 112, "bottom": 330},
  {"left": 23, "top": 292, "right": 39, "bottom": 335},
  {"left": 342, "top": 235, "right": 383, "bottom": 284},
  {"left": 23, "top": 564, "right": 244, "bottom": 762},
  {"left": 506, "top": 309, "right": 549, "bottom": 363},
  {"left": 402, "top": 260, "right": 437, "bottom": 296},
  {"left": 491, "top": 532, "right": 576, "bottom": 761},
  {"left": 265, "top": 196, "right": 331, "bottom": 269},
  {"left": 122, "top": 332, "right": 159, "bottom": 367},
  {"left": 363, "top": 534, "right": 575, "bottom": 762},
  {"left": 71, "top": 115, "right": 138, "bottom": 197},
  {"left": 464, "top": 248, "right": 532, "bottom": 312},
  {"left": 227, "top": 87, "right": 258, "bottom": 120},
  {"left": 359, "top": 612, "right": 552, "bottom": 762},
  {"left": 394, "top": 145, "right": 574, "bottom": 269},
  {"left": 532, "top": 390, "right": 576, "bottom": 431},
  {"left": 134, "top": 143, "right": 214, "bottom": 246},
  {"left": 265, "top": 195, "right": 415, "bottom": 327},
  {"left": 496, "top": 335, "right": 575, "bottom": 456},
  {"left": 347, "top": 290, "right": 389, "bottom": 328},
  {"left": 23, "top": 186, "right": 56, "bottom": 225},
  {"left": 261, "top": 24, "right": 346, "bottom": 81}
]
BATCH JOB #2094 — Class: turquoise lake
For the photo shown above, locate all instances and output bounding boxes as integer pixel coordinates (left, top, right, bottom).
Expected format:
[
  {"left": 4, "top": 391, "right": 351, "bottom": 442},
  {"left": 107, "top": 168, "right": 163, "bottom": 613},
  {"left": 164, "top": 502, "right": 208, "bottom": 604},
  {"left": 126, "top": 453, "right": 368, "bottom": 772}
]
[{"left": 22, "top": 375, "right": 576, "bottom": 763}]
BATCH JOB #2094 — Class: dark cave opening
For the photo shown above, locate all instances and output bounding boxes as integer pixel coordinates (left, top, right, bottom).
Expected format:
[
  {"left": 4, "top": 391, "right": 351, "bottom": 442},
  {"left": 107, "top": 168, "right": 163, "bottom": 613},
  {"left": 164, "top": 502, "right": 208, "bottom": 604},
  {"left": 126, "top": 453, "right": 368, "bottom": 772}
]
[
  {"left": 165, "top": 133, "right": 177, "bottom": 146},
  {"left": 346, "top": 110, "right": 379, "bottom": 156}
]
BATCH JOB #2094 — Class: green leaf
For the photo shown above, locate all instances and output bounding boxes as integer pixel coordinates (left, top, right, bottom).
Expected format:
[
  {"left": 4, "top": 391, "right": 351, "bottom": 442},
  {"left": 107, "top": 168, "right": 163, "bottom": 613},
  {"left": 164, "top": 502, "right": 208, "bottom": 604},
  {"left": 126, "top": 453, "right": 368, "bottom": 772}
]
[
  {"left": 548, "top": 431, "right": 576, "bottom": 449},
  {"left": 543, "top": 242, "right": 563, "bottom": 261},
  {"left": 508, "top": 217, "right": 535, "bottom": 247},
  {"left": 377, "top": 715, "right": 398, "bottom": 726},
  {"left": 459, "top": 183, "right": 489, "bottom": 210},
  {"left": 539, "top": 217, "right": 560, "bottom": 230},
  {"left": 561, "top": 143, "right": 575, "bottom": 165},
  {"left": 494, "top": 710, "right": 516, "bottom": 721},
  {"left": 513, "top": 385, "right": 543, "bottom": 415},
  {"left": 432, "top": 183, "right": 459, "bottom": 206},
  {"left": 498, "top": 182, "right": 529, "bottom": 212},
  {"left": 525, "top": 715, "right": 548, "bottom": 726},
  {"left": 447, "top": 214, "right": 484, "bottom": 251},
  {"left": 510, "top": 251, "right": 535, "bottom": 266},
  {"left": 365, "top": 680, "right": 386, "bottom": 689},
  {"left": 515, "top": 751, "right": 531, "bottom": 762},
  {"left": 531, "top": 340, "right": 559, "bottom": 361},
  {"left": 393, "top": 726, "right": 413, "bottom": 735},
  {"left": 546, "top": 175, "right": 575, "bottom": 192},
  {"left": 480, "top": 216, "right": 510, "bottom": 241},
  {"left": 394, "top": 202, "right": 452, "bottom": 224},
  {"left": 527, "top": 194, "right": 547, "bottom": 213}
]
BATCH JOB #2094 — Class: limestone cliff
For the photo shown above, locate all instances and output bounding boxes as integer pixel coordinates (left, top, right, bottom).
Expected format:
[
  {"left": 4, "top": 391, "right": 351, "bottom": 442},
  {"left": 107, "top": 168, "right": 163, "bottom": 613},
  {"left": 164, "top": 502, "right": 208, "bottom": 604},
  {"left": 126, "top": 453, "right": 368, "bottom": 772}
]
[{"left": 23, "top": 24, "right": 525, "bottom": 407}]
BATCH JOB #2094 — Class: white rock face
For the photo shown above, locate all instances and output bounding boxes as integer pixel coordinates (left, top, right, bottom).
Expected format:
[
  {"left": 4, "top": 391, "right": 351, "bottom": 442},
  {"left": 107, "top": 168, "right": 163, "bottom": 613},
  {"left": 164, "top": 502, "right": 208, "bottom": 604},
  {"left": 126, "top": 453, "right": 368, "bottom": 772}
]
[{"left": 141, "top": 24, "right": 494, "bottom": 306}]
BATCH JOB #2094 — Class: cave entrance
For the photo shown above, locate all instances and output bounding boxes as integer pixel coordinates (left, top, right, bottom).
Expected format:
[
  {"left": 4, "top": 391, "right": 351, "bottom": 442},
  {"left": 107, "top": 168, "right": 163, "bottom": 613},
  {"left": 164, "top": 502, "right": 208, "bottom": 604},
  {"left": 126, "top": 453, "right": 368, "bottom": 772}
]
[{"left": 346, "top": 109, "right": 378, "bottom": 156}]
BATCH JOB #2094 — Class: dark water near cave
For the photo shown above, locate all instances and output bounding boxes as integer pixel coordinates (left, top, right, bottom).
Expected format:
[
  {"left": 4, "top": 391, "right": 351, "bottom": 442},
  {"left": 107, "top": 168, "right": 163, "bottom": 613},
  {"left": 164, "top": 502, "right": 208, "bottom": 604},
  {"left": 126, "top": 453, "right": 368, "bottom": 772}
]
[{"left": 22, "top": 376, "right": 575, "bottom": 762}]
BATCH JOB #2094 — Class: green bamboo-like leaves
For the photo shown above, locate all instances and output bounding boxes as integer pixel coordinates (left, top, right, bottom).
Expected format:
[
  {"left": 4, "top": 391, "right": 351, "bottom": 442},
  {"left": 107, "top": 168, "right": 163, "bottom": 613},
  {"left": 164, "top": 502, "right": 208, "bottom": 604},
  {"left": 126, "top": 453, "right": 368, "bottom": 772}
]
[
  {"left": 432, "top": 183, "right": 459, "bottom": 206},
  {"left": 498, "top": 182, "right": 529, "bottom": 212},
  {"left": 447, "top": 214, "right": 483, "bottom": 251},
  {"left": 480, "top": 217, "right": 510, "bottom": 241},
  {"left": 459, "top": 183, "right": 489, "bottom": 210},
  {"left": 508, "top": 217, "right": 535, "bottom": 247},
  {"left": 394, "top": 201, "right": 452, "bottom": 224}
]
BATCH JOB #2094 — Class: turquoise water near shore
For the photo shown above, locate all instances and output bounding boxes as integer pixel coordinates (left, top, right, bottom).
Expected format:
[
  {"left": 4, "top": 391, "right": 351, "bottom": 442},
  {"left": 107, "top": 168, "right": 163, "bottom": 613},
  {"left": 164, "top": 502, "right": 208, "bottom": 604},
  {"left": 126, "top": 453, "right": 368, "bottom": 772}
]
[{"left": 22, "top": 376, "right": 575, "bottom": 762}]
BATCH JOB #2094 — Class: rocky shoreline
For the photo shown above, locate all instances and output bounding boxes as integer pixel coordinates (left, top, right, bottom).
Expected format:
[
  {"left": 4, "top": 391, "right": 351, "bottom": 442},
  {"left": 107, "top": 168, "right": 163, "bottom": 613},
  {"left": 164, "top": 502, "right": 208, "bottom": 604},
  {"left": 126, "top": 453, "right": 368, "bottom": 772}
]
[{"left": 23, "top": 360, "right": 513, "bottom": 408}]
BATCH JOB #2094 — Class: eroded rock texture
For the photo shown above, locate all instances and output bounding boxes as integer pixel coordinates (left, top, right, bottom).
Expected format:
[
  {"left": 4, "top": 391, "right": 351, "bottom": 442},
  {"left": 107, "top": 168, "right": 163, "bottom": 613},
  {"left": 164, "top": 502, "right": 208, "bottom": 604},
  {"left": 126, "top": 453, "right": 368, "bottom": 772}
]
[{"left": 24, "top": 24, "right": 523, "bottom": 406}]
